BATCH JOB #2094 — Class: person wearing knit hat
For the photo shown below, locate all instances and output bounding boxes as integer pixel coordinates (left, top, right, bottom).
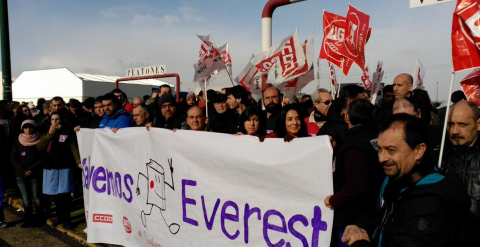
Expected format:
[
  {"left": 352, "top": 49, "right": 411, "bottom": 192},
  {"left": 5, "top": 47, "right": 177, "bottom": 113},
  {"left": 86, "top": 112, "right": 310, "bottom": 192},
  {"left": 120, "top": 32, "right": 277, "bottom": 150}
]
[
  {"left": 11, "top": 119, "right": 43, "bottom": 227},
  {"left": 150, "top": 93, "right": 186, "bottom": 130},
  {"left": 186, "top": 92, "right": 196, "bottom": 106}
]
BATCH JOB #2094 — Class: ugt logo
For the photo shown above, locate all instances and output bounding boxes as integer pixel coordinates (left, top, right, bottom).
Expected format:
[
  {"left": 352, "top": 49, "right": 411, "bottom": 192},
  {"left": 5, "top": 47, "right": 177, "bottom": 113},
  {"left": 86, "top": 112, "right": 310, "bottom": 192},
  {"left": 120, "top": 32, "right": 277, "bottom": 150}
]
[{"left": 136, "top": 158, "right": 180, "bottom": 234}]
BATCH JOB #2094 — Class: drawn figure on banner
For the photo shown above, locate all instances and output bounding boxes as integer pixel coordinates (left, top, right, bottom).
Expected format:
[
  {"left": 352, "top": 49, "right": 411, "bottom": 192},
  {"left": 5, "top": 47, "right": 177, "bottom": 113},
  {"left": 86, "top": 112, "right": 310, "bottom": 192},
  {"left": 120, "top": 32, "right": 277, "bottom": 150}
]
[{"left": 136, "top": 158, "right": 180, "bottom": 234}]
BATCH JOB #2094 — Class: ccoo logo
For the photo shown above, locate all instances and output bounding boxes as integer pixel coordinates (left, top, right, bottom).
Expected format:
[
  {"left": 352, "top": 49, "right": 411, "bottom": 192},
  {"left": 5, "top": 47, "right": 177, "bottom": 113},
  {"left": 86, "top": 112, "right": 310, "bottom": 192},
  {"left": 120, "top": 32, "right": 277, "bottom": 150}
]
[{"left": 93, "top": 214, "right": 113, "bottom": 224}]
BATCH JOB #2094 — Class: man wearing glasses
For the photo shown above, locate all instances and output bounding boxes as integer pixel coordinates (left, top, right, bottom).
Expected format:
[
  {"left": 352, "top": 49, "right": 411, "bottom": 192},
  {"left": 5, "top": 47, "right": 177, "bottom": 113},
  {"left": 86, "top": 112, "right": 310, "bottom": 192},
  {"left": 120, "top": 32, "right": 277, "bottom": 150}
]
[
  {"left": 306, "top": 88, "right": 333, "bottom": 136},
  {"left": 150, "top": 94, "right": 185, "bottom": 130}
]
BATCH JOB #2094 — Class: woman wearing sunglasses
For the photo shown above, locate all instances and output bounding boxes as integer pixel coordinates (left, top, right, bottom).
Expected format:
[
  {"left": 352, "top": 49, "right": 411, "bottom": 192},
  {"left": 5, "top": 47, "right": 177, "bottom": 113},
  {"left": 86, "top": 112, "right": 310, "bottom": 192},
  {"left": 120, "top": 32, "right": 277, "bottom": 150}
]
[{"left": 305, "top": 89, "right": 333, "bottom": 136}]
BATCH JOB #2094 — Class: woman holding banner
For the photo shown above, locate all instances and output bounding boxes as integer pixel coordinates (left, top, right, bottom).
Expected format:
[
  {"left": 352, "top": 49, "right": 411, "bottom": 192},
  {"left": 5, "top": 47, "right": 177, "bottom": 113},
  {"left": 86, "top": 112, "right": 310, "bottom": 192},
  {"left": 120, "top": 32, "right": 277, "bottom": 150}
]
[{"left": 276, "top": 104, "right": 308, "bottom": 142}]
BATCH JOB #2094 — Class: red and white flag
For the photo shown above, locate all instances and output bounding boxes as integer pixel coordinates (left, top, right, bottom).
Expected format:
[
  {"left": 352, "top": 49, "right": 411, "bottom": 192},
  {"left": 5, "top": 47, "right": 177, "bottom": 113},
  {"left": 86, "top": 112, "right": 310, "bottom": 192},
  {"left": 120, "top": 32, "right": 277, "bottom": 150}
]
[
  {"left": 251, "top": 29, "right": 306, "bottom": 78},
  {"left": 370, "top": 61, "right": 384, "bottom": 104},
  {"left": 460, "top": 68, "right": 480, "bottom": 106},
  {"left": 414, "top": 59, "right": 425, "bottom": 87},
  {"left": 361, "top": 64, "right": 372, "bottom": 90},
  {"left": 452, "top": 0, "right": 480, "bottom": 72},
  {"left": 234, "top": 54, "right": 263, "bottom": 94},
  {"left": 276, "top": 64, "right": 315, "bottom": 100},
  {"left": 328, "top": 62, "right": 338, "bottom": 98},
  {"left": 338, "top": 4, "right": 370, "bottom": 72},
  {"left": 268, "top": 31, "right": 314, "bottom": 85}
]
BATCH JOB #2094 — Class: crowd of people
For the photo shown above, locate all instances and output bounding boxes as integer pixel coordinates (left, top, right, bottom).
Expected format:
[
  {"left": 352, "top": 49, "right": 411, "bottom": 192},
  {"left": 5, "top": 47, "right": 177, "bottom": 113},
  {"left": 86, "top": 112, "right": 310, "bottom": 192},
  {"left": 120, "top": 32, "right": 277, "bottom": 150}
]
[{"left": 0, "top": 72, "right": 479, "bottom": 246}]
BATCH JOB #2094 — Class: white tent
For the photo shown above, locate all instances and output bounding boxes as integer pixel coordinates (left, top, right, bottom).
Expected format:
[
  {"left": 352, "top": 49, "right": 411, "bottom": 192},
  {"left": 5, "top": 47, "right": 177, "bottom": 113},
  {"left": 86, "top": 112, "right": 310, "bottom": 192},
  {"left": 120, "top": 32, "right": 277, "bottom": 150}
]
[{"left": 12, "top": 68, "right": 174, "bottom": 103}]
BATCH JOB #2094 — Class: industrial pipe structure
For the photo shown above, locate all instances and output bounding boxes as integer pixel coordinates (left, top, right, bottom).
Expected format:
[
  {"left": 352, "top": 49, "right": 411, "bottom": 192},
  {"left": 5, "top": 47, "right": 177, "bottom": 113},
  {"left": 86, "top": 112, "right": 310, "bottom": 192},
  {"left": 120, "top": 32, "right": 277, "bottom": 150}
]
[
  {"left": 115, "top": 73, "right": 181, "bottom": 102},
  {"left": 262, "top": 0, "right": 309, "bottom": 51}
]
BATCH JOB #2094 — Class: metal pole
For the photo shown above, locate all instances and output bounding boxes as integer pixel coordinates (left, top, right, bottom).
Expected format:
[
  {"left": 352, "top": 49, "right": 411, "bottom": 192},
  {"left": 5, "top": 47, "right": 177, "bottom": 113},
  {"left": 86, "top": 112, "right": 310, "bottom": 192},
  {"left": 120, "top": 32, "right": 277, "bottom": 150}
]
[
  {"left": 436, "top": 81, "right": 438, "bottom": 103},
  {"left": 1, "top": 0, "right": 12, "bottom": 101},
  {"left": 438, "top": 72, "right": 455, "bottom": 169}
]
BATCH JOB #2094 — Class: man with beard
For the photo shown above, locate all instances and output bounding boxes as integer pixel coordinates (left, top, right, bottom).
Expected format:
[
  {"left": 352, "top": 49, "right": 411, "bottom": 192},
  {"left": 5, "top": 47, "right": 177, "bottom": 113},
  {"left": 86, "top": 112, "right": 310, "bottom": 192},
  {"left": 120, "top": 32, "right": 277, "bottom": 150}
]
[
  {"left": 442, "top": 100, "right": 480, "bottom": 240},
  {"left": 262, "top": 87, "right": 282, "bottom": 134},
  {"left": 151, "top": 94, "right": 185, "bottom": 130},
  {"left": 98, "top": 93, "right": 133, "bottom": 132},
  {"left": 305, "top": 88, "right": 332, "bottom": 136}
]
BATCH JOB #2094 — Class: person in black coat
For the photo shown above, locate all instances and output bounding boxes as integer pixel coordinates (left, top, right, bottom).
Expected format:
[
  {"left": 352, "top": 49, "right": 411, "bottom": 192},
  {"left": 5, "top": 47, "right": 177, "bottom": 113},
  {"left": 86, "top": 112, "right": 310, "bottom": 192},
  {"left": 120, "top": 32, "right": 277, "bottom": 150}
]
[{"left": 11, "top": 120, "right": 43, "bottom": 227}]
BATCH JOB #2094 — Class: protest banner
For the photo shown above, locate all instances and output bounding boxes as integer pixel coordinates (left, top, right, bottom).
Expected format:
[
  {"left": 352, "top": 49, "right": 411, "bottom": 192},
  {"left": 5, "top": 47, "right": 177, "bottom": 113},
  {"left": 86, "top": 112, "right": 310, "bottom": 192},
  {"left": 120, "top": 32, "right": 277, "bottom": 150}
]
[{"left": 77, "top": 128, "right": 334, "bottom": 247}]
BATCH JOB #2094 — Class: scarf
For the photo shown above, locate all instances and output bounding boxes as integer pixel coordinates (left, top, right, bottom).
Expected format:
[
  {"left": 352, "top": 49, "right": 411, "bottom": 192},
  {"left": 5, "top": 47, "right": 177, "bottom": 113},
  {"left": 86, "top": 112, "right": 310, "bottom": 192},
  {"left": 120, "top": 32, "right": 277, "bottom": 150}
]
[
  {"left": 314, "top": 109, "right": 328, "bottom": 122},
  {"left": 18, "top": 132, "right": 40, "bottom": 146}
]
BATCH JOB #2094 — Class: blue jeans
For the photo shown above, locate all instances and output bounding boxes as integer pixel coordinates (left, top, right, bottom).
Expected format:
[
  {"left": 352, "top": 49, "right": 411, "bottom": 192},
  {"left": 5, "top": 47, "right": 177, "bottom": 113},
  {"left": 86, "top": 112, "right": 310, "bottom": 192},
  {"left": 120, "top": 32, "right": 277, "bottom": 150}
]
[{"left": 16, "top": 177, "right": 42, "bottom": 220}]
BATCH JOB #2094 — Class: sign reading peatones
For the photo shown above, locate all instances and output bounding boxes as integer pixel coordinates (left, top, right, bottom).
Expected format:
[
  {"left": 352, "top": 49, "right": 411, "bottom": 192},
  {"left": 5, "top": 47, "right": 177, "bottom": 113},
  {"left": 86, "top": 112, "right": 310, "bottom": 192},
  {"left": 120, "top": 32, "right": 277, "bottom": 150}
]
[
  {"left": 126, "top": 65, "right": 166, "bottom": 78},
  {"left": 77, "top": 128, "right": 334, "bottom": 247},
  {"left": 410, "top": 0, "right": 455, "bottom": 8}
]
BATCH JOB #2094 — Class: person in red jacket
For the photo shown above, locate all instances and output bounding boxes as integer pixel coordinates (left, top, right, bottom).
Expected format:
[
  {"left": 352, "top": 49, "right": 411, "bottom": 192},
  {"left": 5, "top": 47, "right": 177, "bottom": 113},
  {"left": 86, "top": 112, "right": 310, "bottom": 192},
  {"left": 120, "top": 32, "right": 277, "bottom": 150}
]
[
  {"left": 305, "top": 88, "right": 332, "bottom": 136},
  {"left": 112, "top": 89, "right": 133, "bottom": 113}
]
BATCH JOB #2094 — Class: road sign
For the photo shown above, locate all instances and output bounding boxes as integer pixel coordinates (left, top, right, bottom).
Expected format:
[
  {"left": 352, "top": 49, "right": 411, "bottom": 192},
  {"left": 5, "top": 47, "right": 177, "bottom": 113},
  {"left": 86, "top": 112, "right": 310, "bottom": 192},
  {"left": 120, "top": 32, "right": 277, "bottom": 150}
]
[
  {"left": 126, "top": 65, "right": 166, "bottom": 78},
  {"left": 410, "top": 0, "right": 455, "bottom": 8}
]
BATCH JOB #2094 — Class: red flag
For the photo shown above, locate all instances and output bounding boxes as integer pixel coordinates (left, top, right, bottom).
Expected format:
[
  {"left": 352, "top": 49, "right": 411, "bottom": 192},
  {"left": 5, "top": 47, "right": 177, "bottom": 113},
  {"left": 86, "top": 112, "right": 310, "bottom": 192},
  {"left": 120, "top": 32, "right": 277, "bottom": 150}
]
[
  {"left": 452, "top": 0, "right": 480, "bottom": 72},
  {"left": 338, "top": 4, "right": 370, "bottom": 71},
  {"left": 460, "top": 68, "right": 480, "bottom": 106},
  {"left": 318, "top": 10, "right": 355, "bottom": 76}
]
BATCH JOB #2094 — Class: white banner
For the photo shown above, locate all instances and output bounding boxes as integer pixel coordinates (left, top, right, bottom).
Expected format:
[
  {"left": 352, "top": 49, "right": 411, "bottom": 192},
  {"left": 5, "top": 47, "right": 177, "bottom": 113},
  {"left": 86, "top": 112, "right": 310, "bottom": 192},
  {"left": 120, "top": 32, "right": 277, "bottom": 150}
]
[
  {"left": 410, "top": 0, "right": 455, "bottom": 8},
  {"left": 78, "top": 128, "right": 334, "bottom": 247}
]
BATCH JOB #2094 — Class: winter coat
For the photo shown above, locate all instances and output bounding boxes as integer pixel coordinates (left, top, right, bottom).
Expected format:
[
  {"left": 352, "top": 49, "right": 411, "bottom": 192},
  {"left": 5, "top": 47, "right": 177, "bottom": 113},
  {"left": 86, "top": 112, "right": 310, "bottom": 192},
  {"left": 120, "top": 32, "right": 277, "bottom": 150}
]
[
  {"left": 98, "top": 109, "right": 133, "bottom": 129},
  {"left": 353, "top": 171, "right": 470, "bottom": 247},
  {"left": 11, "top": 140, "right": 42, "bottom": 178},
  {"left": 37, "top": 127, "right": 80, "bottom": 170},
  {"left": 330, "top": 124, "right": 384, "bottom": 230}
]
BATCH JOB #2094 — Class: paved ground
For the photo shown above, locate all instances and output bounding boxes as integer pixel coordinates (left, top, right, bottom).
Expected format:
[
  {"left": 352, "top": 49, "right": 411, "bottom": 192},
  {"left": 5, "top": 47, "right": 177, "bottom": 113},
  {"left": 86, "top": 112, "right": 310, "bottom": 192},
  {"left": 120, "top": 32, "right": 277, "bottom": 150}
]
[
  {"left": 2, "top": 188, "right": 109, "bottom": 247},
  {"left": 0, "top": 205, "right": 85, "bottom": 247}
]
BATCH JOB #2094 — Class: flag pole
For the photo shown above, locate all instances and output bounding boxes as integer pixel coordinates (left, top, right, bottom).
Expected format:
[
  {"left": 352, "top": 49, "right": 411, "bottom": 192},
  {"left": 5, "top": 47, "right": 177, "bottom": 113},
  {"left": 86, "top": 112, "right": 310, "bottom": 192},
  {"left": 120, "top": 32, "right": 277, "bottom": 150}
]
[
  {"left": 204, "top": 78, "right": 209, "bottom": 118},
  {"left": 337, "top": 70, "right": 344, "bottom": 98},
  {"left": 437, "top": 72, "right": 455, "bottom": 169}
]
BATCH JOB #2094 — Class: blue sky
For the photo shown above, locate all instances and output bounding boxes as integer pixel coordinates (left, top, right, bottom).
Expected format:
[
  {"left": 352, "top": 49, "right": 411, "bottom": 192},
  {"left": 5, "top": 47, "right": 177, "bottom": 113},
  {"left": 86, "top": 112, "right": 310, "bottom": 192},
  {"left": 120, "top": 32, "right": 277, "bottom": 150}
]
[{"left": 1, "top": 0, "right": 464, "bottom": 101}]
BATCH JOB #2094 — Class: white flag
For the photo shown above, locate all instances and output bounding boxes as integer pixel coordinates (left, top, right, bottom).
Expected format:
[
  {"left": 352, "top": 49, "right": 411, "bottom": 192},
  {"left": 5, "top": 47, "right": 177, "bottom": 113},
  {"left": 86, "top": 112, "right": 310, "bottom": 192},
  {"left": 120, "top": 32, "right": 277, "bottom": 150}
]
[
  {"left": 370, "top": 61, "right": 384, "bottom": 104},
  {"left": 414, "top": 59, "right": 425, "bottom": 87},
  {"left": 328, "top": 62, "right": 338, "bottom": 99}
]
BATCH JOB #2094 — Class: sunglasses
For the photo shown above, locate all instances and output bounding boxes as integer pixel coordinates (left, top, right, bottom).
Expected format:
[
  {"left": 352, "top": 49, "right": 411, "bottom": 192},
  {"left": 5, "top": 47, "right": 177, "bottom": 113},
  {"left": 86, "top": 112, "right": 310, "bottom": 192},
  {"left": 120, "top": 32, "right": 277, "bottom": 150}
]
[{"left": 321, "top": 100, "right": 331, "bottom": 105}]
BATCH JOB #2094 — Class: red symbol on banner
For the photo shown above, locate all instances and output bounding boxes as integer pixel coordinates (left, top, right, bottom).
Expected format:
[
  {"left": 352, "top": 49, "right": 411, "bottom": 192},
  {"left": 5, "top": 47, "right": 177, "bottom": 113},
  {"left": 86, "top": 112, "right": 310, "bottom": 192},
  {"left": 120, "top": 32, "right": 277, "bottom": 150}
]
[
  {"left": 123, "top": 216, "right": 132, "bottom": 234},
  {"left": 93, "top": 214, "right": 113, "bottom": 224},
  {"left": 150, "top": 180, "right": 154, "bottom": 189}
]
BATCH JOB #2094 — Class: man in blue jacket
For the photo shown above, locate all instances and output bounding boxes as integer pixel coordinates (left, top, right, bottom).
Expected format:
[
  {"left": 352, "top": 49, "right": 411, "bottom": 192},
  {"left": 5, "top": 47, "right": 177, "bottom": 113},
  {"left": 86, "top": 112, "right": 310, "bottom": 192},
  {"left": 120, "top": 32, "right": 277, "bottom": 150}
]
[{"left": 98, "top": 93, "right": 133, "bottom": 132}]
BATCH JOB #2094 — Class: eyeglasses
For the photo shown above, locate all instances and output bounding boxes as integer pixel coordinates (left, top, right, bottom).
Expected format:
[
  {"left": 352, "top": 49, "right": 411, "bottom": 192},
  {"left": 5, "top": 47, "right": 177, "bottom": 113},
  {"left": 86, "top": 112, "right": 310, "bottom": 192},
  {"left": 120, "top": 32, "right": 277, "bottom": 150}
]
[{"left": 321, "top": 100, "right": 331, "bottom": 105}]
